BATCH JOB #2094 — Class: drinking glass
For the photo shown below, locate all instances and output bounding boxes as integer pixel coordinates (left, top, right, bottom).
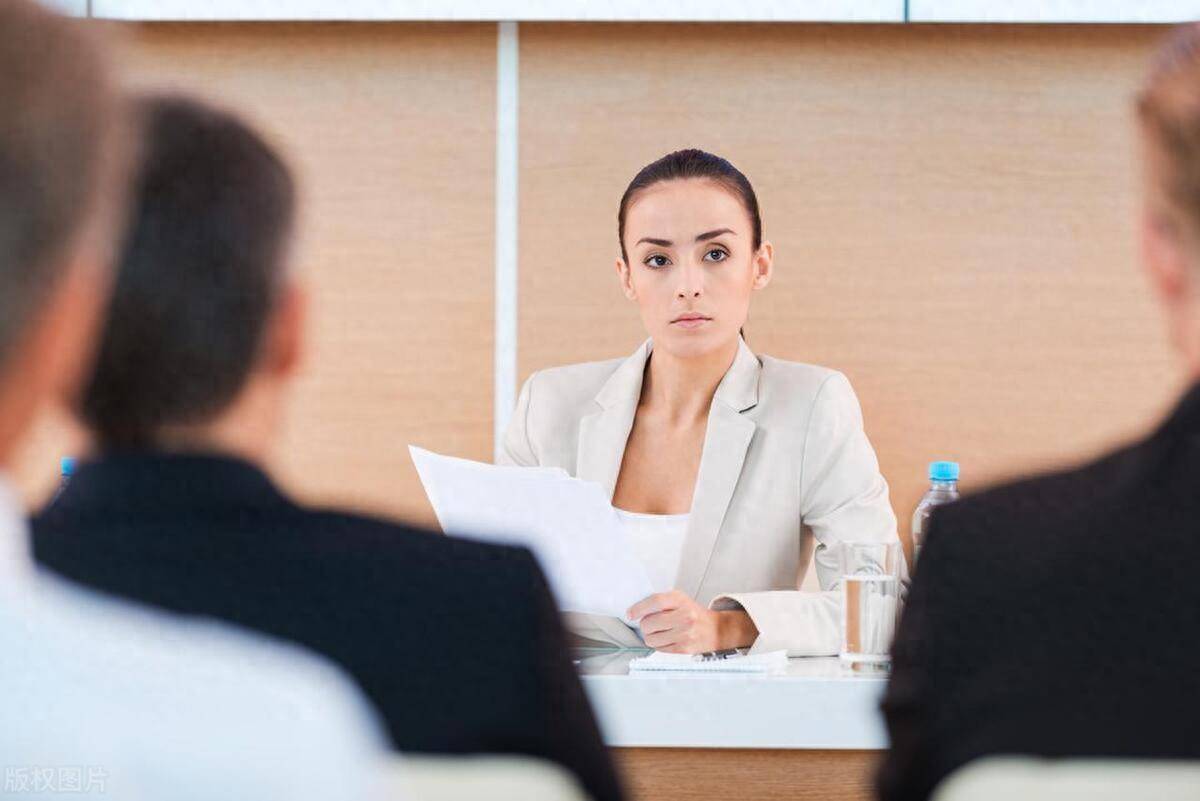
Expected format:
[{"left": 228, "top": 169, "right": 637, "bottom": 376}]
[{"left": 839, "top": 541, "right": 902, "bottom": 672}]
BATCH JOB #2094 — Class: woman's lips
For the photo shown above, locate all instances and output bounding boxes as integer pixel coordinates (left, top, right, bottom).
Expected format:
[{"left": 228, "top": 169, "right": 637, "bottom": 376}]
[{"left": 671, "top": 316, "right": 711, "bottom": 329}]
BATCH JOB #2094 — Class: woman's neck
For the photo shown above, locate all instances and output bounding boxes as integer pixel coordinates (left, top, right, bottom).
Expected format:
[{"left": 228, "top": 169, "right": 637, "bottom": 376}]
[{"left": 642, "top": 337, "right": 740, "bottom": 425}]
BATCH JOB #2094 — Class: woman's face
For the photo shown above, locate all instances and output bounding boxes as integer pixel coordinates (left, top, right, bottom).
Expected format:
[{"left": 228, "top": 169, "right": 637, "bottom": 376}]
[{"left": 617, "top": 178, "right": 773, "bottom": 360}]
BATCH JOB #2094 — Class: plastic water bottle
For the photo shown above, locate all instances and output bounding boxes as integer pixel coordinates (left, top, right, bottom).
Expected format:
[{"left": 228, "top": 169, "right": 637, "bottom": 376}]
[
  {"left": 911, "top": 461, "right": 960, "bottom": 565},
  {"left": 52, "top": 456, "right": 75, "bottom": 502}
]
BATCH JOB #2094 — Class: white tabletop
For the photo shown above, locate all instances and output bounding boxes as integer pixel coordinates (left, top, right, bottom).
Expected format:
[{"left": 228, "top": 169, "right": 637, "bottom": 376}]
[{"left": 576, "top": 650, "right": 890, "bottom": 750}]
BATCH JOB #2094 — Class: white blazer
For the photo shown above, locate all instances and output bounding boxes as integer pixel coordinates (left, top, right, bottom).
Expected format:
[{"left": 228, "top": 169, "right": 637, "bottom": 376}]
[{"left": 499, "top": 338, "right": 901, "bottom": 656}]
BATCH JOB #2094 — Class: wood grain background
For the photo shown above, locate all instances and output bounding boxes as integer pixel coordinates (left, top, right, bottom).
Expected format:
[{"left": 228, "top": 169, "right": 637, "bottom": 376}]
[
  {"left": 518, "top": 23, "right": 1179, "bottom": 552},
  {"left": 14, "top": 22, "right": 497, "bottom": 527},
  {"left": 614, "top": 747, "right": 879, "bottom": 801},
  {"left": 12, "top": 22, "right": 1181, "bottom": 556}
]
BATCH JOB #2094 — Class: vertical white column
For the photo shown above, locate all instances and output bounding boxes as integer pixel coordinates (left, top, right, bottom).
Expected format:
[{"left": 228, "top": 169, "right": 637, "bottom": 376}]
[{"left": 493, "top": 21, "right": 519, "bottom": 461}]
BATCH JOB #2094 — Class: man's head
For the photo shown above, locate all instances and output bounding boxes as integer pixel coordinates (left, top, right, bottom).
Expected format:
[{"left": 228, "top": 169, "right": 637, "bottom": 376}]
[
  {"left": 0, "top": 0, "right": 126, "bottom": 468},
  {"left": 1138, "top": 23, "right": 1200, "bottom": 376},
  {"left": 80, "top": 94, "right": 303, "bottom": 459}
]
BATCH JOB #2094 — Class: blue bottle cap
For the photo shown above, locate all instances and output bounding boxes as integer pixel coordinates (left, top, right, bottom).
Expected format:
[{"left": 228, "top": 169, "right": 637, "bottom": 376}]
[
  {"left": 61, "top": 456, "right": 75, "bottom": 477},
  {"left": 929, "top": 461, "right": 959, "bottom": 481}
]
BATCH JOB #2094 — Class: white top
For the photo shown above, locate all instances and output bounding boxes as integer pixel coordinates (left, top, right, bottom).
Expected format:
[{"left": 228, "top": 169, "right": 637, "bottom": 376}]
[
  {"left": 615, "top": 509, "right": 690, "bottom": 594},
  {"left": 0, "top": 475, "right": 393, "bottom": 801},
  {"left": 577, "top": 650, "right": 888, "bottom": 749}
]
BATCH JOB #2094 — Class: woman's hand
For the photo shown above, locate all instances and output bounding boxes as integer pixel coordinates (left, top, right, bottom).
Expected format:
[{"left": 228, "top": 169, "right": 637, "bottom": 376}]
[{"left": 628, "top": 590, "right": 759, "bottom": 653}]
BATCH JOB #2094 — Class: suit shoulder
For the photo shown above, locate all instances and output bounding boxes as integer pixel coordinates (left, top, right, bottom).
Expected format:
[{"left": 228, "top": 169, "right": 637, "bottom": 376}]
[
  {"left": 758, "top": 356, "right": 845, "bottom": 396},
  {"left": 528, "top": 356, "right": 625, "bottom": 397},
  {"left": 932, "top": 437, "right": 1151, "bottom": 552},
  {"left": 521, "top": 355, "right": 626, "bottom": 417},
  {"left": 756, "top": 356, "right": 858, "bottom": 421},
  {"left": 296, "top": 510, "right": 553, "bottom": 659},
  {"left": 302, "top": 507, "right": 545, "bottom": 581}
]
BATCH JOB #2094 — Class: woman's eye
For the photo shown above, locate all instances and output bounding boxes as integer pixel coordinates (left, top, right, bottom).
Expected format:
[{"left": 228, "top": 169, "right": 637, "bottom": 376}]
[
  {"left": 704, "top": 248, "right": 728, "bottom": 262},
  {"left": 644, "top": 255, "right": 670, "bottom": 268}
]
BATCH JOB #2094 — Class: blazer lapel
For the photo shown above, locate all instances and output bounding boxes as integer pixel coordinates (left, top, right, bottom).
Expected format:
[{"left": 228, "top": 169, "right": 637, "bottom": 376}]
[
  {"left": 676, "top": 339, "right": 761, "bottom": 597},
  {"left": 575, "top": 340, "right": 652, "bottom": 498},
  {"left": 576, "top": 338, "right": 762, "bottom": 599}
]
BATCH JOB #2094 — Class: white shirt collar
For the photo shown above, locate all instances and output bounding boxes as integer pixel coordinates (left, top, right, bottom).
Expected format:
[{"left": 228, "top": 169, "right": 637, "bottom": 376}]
[{"left": 0, "top": 474, "right": 33, "bottom": 588}]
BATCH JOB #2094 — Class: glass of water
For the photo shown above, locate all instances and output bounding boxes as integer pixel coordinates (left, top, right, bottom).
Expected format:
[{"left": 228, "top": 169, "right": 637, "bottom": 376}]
[{"left": 839, "top": 541, "right": 902, "bottom": 672}]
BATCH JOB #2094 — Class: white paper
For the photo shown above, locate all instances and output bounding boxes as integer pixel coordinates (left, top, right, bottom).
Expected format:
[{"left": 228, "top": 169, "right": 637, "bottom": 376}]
[{"left": 409, "top": 447, "right": 655, "bottom": 621}]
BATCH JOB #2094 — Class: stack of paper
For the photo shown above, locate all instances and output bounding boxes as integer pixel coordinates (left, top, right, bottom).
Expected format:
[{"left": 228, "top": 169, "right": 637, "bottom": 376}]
[
  {"left": 409, "top": 447, "right": 655, "bottom": 625},
  {"left": 628, "top": 650, "right": 789, "bottom": 674}
]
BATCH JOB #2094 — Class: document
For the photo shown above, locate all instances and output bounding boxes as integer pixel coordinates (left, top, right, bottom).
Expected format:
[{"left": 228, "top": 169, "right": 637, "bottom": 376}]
[{"left": 409, "top": 447, "right": 655, "bottom": 626}]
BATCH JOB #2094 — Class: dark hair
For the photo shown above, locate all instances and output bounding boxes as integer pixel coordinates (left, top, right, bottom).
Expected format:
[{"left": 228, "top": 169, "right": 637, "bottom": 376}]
[
  {"left": 0, "top": 0, "right": 120, "bottom": 371},
  {"left": 1138, "top": 23, "right": 1200, "bottom": 236},
  {"left": 81, "top": 94, "right": 296, "bottom": 450},
  {"left": 617, "top": 149, "right": 762, "bottom": 263}
]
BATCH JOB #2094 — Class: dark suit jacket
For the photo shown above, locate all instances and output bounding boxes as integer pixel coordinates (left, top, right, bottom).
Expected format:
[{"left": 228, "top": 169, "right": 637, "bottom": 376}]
[
  {"left": 878, "top": 383, "right": 1200, "bottom": 801},
  {"left": 33, "top": 452, "right": 623, "bottom": 801}
]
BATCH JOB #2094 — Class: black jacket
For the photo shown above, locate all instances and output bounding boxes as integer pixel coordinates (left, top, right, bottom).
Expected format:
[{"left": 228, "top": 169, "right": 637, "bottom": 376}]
[
  {"left": 878, "top": 383, "right": 1200, "bottom": 801},
  {"left": 33, "top": 452, "right": 623, "bottom": 801}
]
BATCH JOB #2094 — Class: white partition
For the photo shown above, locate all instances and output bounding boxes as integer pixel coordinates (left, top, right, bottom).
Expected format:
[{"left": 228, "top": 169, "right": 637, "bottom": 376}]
[
  {"left": 91, "top": 0, "right": 905, "bottom": 22},
  {"left": 910, "top": 0, "right": 1200, "bottom": 23},
  {"left": 40, "top": 0, "right": 86, "bottom": 16}
]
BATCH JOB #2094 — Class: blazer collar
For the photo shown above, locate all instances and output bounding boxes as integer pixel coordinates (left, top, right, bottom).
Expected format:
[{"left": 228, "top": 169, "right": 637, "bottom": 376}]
[
  {"left": 679, "top": 342, "right": 760, "bottom": 596},
  {"left": 578, "top": 338, "right": 761, "bottom": 598},
  {"left": 575, "top": 343, "right": 647, "bottom": 498}
]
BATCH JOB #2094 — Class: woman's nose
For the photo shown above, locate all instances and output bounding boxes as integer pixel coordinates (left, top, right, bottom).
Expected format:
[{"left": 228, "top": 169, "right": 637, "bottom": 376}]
[{"left": 676, "top": 265, "right": 703, "bottom": 299}]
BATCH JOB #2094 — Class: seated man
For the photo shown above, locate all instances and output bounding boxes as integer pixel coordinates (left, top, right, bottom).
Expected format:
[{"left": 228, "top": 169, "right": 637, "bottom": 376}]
[
  {"left": 878, "top": 23, "right": 1200, "bottom": 801},
  {"left": 32, "top": 93, "right": 622, "bottom": 801},
  {"left": 0, "top": 2, "right": 385, "bottom": 797}
]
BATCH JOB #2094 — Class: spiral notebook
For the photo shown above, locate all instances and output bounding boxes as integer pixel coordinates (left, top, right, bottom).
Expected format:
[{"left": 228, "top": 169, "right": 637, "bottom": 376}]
[{"left": 628, "top": 650, "right": 788, "bottom": 674}]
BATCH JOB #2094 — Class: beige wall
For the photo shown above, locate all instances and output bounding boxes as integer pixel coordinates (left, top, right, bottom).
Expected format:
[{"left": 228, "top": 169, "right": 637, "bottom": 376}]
[
  {"left": 519, "top": 23, "right": 1178, "bottom": 551},
  {"left": 12, "top": 23, "right": 1180, "bottom": 554},
  {"left": 13, "top": 23, "right": 497, "bottom": 526}
]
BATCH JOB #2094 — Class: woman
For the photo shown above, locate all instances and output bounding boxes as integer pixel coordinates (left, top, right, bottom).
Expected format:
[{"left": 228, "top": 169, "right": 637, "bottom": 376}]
[{"left": 501, "top": 149, "right": 900, "bottom": 655}]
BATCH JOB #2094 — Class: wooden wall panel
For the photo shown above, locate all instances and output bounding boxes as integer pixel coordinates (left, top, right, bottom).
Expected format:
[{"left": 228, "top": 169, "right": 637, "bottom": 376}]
[
  {"left": 11, "top": 22, "right": 1182, "bottom": 556},
  {"left": 518, "top": 23, "right": 1179, "bottom": 552},
  {"left": 614, "top": 747, "right": 879, "bottom": 801},
  {"left": 12, "top": 22, "right": 496, "bottom": 526}
]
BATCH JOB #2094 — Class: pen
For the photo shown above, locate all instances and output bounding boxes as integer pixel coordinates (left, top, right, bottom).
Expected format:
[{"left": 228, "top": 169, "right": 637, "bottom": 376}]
[{"left": 697, "top": 648, "right": 747, "bottom": 661}]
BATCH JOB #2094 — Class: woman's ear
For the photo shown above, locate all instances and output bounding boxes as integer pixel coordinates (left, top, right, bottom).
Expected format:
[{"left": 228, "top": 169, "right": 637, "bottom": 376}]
[
  {"left": 615, "top": 257, "right": 637, "bottom": 300},
  {"left": 752, "top": 241, "right": 774, "bottom": 291}
]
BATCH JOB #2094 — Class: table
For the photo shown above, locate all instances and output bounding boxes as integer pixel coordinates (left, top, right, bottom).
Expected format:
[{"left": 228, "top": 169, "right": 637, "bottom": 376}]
[{"left": 577, "top": 650, "right": 889, "bottom": 801}]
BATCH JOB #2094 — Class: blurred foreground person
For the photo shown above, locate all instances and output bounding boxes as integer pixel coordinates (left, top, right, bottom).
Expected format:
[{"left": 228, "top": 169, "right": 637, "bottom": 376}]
[
  {"left": 0, "top": 3, "right": 388, "bottom": 798},
  {"left": 32, "top": 93, "right": 622, "bottom": 801},
  {"left": 879, "top": 22, "right": 1200, "bottom": 801}
]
